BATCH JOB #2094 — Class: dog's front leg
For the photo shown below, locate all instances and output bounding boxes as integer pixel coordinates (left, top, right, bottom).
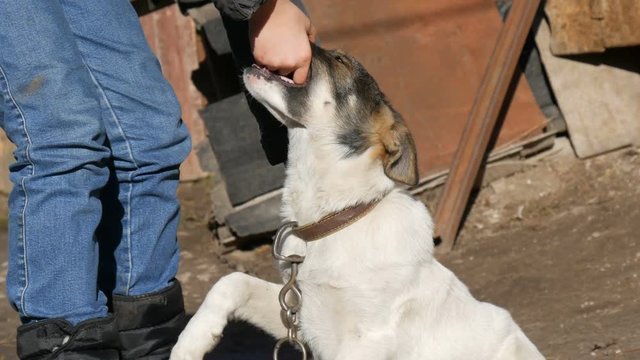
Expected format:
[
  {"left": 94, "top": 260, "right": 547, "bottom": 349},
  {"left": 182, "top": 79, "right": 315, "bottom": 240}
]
[{"left": 170, "top": 272, "right": 286, "bottom": 360}]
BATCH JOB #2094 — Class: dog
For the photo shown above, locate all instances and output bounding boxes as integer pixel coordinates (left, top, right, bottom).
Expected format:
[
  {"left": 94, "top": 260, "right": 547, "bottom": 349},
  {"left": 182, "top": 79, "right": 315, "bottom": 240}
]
[{"left": 170, "top": 44, "right": 545, "bottom": 360}]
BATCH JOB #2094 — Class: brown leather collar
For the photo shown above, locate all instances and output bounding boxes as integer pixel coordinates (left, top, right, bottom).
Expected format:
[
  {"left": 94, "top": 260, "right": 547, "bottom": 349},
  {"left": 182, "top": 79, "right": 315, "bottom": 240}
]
[{"left": 292, "top": 198, "right": 383, "bottom": 242}]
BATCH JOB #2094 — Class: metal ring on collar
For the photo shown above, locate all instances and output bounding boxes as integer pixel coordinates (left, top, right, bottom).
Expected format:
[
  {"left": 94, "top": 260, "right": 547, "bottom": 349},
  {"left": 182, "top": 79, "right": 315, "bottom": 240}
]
[{"left": 273, "top": 221, "right": 305, "bottom": 263}]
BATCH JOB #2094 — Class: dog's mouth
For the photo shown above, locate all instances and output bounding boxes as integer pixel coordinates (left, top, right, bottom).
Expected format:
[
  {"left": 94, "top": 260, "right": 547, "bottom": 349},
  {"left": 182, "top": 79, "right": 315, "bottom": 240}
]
[{"left": 248, "top": 64, "right": 308, "bottom": 88}]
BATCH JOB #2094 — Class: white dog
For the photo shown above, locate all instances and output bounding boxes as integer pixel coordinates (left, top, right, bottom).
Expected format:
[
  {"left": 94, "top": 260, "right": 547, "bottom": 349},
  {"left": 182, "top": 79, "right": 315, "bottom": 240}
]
[{"left": 171, "top": 45, "right": 545, "bottom": 360}]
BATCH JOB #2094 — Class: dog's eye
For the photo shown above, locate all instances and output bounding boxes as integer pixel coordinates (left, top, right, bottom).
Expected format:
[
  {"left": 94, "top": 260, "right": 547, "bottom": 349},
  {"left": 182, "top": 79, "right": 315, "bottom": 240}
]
[{"left": 334, "top": 55, "right": 345, "bottom": 64}]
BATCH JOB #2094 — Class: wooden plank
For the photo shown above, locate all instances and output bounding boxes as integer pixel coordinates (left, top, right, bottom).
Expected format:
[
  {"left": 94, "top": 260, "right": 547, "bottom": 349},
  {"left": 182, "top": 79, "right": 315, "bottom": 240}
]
[
  {"left": 434, "top": 0, "right": 542, "bottom": 250},
  {"left": 535, "top": 20, "right": 640, "bottom": 158},
  {"left": 0, "top": 125, "right": 14, "bottom": 194},
  {"left": 546, "top": 0, "right": 640, "bottom": 55},
  {"left": 225, "top": 194, "right": 282, "bottom": 238},
  {"left": 602, "top": 0, "right": 640, "bottom": 49},
  {"left": 546, "top": 0, "right": 603, "bottom": 55}
]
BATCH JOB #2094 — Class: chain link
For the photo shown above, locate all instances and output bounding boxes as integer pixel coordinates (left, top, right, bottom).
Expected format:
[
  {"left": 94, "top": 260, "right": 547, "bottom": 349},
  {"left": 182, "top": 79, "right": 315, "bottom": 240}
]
[{"left": 272, "top": 222, "right": 308, "bottom": 360}]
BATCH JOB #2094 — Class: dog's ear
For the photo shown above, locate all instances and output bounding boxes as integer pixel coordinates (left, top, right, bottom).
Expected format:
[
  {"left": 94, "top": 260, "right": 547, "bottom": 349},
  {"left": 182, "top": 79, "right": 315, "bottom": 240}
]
[{"left": 373, "top": 105, "right": 418, "bottom": 186}]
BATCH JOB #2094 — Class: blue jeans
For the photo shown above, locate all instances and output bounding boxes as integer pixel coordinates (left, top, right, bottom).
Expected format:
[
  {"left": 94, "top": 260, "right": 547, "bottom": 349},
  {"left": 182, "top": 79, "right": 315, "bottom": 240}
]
[{"left": 0, "top": 1, "right": 191, "bottom": 325}]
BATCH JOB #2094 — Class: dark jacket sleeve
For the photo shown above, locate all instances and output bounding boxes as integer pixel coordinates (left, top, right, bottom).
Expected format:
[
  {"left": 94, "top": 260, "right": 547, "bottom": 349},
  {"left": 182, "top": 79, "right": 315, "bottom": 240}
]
[
  {"left": 212, "top": 0, "right": 268, "bottom": 21},
  {"left": 216, "top": 0, "right": 308, "bottom": 165}
]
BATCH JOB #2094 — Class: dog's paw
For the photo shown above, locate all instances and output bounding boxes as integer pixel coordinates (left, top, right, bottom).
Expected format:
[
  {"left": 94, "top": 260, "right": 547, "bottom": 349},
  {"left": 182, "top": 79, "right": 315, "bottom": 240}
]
[{"left": 170, "top": 331, "right": 222, "bottom": 360}]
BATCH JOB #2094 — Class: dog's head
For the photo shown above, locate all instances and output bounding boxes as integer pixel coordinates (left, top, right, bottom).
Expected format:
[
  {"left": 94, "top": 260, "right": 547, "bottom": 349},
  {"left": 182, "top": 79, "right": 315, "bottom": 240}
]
[{"left": 243, "top": 44, "right": 418, "bottom": 186}]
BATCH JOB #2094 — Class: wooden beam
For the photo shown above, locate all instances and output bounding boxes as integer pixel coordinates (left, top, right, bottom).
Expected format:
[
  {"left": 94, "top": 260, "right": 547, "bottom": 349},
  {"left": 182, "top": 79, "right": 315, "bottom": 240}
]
[{"left": 434, "top": 0, "right": 541, "bottom": 251}]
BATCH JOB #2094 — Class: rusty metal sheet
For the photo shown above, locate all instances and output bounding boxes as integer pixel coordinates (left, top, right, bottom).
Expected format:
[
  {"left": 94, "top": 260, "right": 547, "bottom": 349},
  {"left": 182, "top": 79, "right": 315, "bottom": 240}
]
[
  {"left": 305, "top": 0, "right": 547, "bottom": 179},
  {"left": 139, "top": 5, "right": 209, "bottom": 181}
]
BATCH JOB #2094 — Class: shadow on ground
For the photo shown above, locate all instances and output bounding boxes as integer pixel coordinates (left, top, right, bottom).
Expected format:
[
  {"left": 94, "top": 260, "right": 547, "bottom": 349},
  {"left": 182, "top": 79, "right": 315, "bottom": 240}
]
[{"left": 204, "top": 320, "right": 302, "bottom": 360}]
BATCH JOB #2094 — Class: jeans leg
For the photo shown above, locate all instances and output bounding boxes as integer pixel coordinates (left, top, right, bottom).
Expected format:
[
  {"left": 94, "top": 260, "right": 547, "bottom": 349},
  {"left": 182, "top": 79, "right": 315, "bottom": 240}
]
[
  {"left": 59, "top": 1, "right": 192, "bottom": 297},
  {"left": 0, "top": 1, "right": 111, "bottom": 324}
]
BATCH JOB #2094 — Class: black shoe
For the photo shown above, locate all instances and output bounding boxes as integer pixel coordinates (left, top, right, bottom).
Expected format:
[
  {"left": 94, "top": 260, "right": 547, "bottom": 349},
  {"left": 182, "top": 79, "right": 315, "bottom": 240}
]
[
  {"left": 112, "top": 280, "right": 187, "bottom": 360},
  {"left": 17, "top": 315, "right": 121, "bottom": 360}
]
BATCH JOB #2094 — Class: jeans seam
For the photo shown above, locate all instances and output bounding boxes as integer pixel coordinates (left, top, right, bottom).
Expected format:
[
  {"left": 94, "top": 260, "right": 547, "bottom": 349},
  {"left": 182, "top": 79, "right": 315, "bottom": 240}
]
[
  {"left": 81, "top": 61, "right": 139, "bottom": 296},
  {"left": 0, "top": 65, "right": 36, "bottom": 318}
]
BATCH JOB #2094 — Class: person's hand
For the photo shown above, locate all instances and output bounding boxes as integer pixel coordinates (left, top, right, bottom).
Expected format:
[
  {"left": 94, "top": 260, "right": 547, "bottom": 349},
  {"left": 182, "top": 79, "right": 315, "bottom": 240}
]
[{"left": 249, "top": 0, "right": 316, "bottom": 84}]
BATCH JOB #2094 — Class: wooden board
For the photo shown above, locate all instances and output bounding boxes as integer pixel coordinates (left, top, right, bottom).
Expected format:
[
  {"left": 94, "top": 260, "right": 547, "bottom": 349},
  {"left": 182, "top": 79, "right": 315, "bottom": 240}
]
[
  {"left": 225, "top": 194, "right": 282, "bottom": 238},
  {"left": 546, "top": 0, "right": 640, "bottom": 55},
  {"left": 536, "top": 20, "right": 640, "bottom": 158},
  {"left": 0, "top": 121, "right": 14, "bottom": 194}
]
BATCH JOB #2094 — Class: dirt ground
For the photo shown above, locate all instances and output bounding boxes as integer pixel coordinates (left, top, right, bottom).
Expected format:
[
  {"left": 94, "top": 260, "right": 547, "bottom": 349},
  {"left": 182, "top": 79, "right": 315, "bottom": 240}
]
[{"left": 0, "top": 138, "right": 639, "bottom": 359}]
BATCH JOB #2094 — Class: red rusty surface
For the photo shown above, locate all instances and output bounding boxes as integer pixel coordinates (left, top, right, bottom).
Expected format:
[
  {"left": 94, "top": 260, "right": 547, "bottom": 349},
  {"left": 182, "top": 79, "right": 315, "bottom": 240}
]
[
  {"left": 139, "top": 5, "right": 209, "bottom": 181},
  {"left": 305, "top": 0, "right": 547, "bottom": 178}
]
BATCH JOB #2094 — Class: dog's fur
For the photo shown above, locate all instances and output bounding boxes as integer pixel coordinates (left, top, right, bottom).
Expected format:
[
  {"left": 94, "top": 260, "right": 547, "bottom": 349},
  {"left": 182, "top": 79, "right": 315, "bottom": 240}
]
[{"left": 171, "top": 45, "right": 544, "bottom": 360}]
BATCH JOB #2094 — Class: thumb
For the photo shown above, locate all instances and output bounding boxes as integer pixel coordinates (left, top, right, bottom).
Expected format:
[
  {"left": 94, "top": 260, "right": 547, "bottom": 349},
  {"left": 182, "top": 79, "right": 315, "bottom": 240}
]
[{"left": 292, "top": 61, "right": 310, "bottom": 84}]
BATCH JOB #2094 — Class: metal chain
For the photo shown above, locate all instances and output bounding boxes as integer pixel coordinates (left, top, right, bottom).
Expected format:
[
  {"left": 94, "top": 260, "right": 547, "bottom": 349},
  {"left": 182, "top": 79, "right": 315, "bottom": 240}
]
[{"left": 272, "top": 222, "right": 308, "bottom": 360}]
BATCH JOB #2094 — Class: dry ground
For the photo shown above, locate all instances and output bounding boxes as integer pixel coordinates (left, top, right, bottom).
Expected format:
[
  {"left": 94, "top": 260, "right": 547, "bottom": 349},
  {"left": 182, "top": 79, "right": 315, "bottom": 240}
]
[{"left": 0, "top": 139, "right": 639, "bottom": 359}]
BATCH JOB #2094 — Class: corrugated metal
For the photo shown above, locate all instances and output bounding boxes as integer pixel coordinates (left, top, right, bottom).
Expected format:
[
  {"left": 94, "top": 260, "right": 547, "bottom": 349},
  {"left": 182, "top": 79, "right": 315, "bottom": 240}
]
[
  {"left": 139, "top": 4, "right": 209, "bottom": 181},
  {"left": 305, "top": 0, "right": 548, "bottom": 178}
]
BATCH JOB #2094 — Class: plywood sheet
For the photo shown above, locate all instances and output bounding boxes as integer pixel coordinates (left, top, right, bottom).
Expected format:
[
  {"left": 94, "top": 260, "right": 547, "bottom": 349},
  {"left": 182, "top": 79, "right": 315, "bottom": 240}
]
[
  {"left": 536, "top": 20, "right": 640, "bottom": 158},
  {"left": 305, "top": 0, "right": 547, "bottom": 177}
]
